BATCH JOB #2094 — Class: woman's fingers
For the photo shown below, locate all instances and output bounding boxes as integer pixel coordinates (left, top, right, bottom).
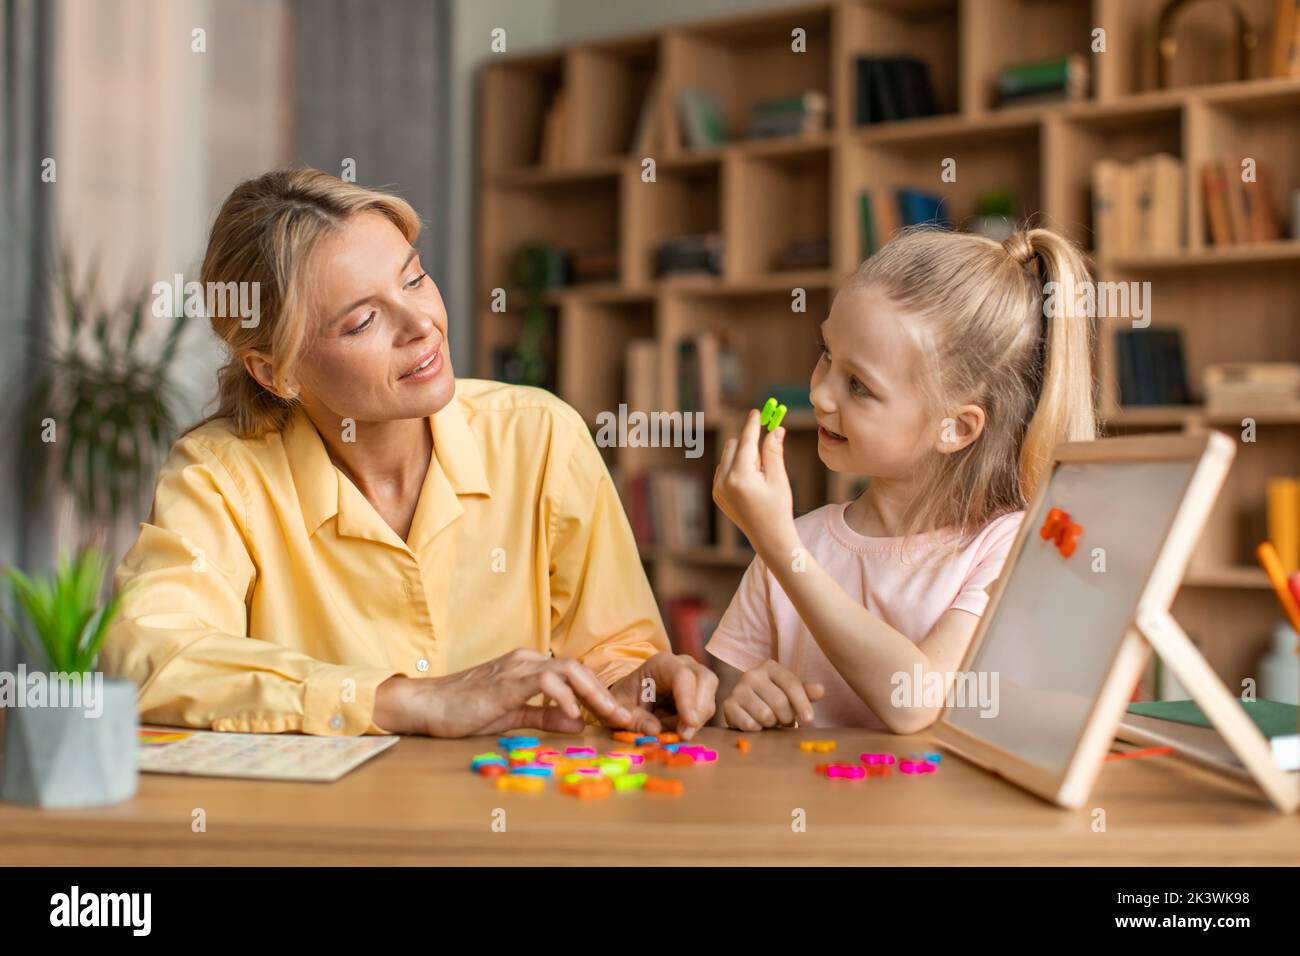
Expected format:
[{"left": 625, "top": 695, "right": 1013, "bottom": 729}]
[
  {"left": 500, "top": 704, "right": 587, "bottom": 736},
  {"left": 537, "top": 670, "right": 582, "bottom": 721},
  {"left": 547, "top": 658, "right": 635, "bottom": 728}
]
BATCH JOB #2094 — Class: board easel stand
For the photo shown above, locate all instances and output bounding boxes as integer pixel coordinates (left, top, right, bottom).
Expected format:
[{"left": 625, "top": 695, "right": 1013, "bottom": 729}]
[{"left": 1126, "top": 603, "right": 1298, "bottom": 813}]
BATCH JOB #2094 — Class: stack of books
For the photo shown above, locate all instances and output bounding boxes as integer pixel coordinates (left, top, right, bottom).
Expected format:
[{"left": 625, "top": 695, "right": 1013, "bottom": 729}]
[
  {"left": 656, "top": 232, "right": 724, "bottom": 277},
  {"left": 1201, "top": 158, "right": 1283, "bottom": 246},
  {"left": 747, "top": 91, "right": 828, "bottom": 139},
  {"left": 677, "top": 331, "right": 744, "bottom": 418},
  {"left": 997, "top": 54, "right": 1089, "bottom": 107},
  {"left": 1092, "top": 154, "right": 1186, "bottom": 257},
  {"left": 854, "top": 55, "right": 939, "bottom": 124},
  {"left": 619, "top": 470, "right": 713, "bottom": 551},
  {"left": 1114, "top": 328, "right": 1190, "bottom": 407},
  {"left": 858, "top": 188, "right": 948, "bottom": 257}
]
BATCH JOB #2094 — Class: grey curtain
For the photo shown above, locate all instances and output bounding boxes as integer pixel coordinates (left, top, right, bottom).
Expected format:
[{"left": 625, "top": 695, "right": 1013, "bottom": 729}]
[
  {"left": 292, "top": 0, "right": 454, "bottom": 336},
  {"left": 0, "top": 0, "right": 56, "bottom": 673}
]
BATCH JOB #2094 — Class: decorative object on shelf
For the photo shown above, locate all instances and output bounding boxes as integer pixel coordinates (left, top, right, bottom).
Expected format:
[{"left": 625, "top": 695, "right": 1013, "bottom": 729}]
[
  {"left": 854, "top": 55, "right": 938, "bottom": 124},
  {"left": 0, "top": 548, "right": 138, "bottom": 808},
  {"left": 997, "top": 54, "right": 1089, "bottom": 106},
  {"left": 747, "top": 91, "right": 827, "bottom": 139},
  {"left": 1204, "top": 362, "right": 1300, "bottom": 413},
  {"left": 1155, "top": 0, "right": 1258, "bottom": 89},
  {"left": 1116, "top": 328, "right": 1191, "bottom": 407},
  {"left": 540, "top": 89, "right": 570, "bottom": 167},
  {"left": 1266, "top": 479, "right": 1300, "bottom": 572},
  {"left": 1259, "top": 621, "right": 1300, "bottom": 705},
  {"left": 969, "top": 190, "right": 1017, "bottom": 241},
  {"left": 677, "top": 88, "right": 727, "bottom": 149}
]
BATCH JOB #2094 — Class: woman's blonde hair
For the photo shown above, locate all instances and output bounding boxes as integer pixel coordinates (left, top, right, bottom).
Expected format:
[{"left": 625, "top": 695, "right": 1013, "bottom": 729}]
[
  {"left": 848, "top": 224, "right": 1098, "bottom": 541},
  {"left": 192, "top": 167, "right": 421, "bottom": 437}
]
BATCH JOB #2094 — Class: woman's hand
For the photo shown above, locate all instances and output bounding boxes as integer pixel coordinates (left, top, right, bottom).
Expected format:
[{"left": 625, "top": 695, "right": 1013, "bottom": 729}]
[
  {"left": 713, "top": 410, "right": 797, "bottom": 558},
  {"left": 608, "top": 651, "right": 718, "bottom": 740},
  {"left": 722, "top": 660, "right": 825, "bottom": 732},
  {"left": 372, "top": 649, "right": 654, "bottom": 737}
]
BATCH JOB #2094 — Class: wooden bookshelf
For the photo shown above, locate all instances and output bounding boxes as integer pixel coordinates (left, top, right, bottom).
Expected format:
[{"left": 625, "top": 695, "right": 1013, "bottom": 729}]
[{"left": 475, "top": 0, "right": 1300, "bottom": 692}]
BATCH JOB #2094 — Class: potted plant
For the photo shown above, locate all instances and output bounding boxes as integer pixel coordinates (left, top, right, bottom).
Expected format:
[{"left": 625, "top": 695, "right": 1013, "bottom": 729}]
[{"left": 0, "top": 548, "right": 137, "bottom": 807}]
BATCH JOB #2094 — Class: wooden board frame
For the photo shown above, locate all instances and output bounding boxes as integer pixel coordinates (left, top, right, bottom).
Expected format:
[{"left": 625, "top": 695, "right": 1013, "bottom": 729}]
[{"left": 933, "top": 430, "right": 1299, "bottom": 812}]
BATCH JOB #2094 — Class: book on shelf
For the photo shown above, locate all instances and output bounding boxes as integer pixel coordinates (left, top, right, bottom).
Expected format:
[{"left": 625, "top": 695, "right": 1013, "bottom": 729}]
[
  {"left": 678, "top": 88, "right": 728, "bottom": 149},
  {"left": 774, "top": 237, "right": 830, "bottom": 271},
  {"left": 664, "top": 596, "right": 720, "bottom": 665},
  {"left": 1114, "top": 328, "right": 1190, "bottom": 407},
  {"left": 854, "top": 55, "right": 939, "bottom": 125},
  {"left": 540, "top": 90, "right": 569, "bottom": 167},
  {"left": 747, "top": 91, "right": 828, "bottom": 139},
  {"left": 1268, "top": 477, "right": 1300, "bottom": 573},
  {"left": 1092, "top": 154, "right": 1184, "bottom": 257},
  {"left": 625, "top": 339, "right": 659, "bottom": 414},
  {"left": 1202, "top": 157, "right": 1283, "bottom": 246},
  {"left": 655, "top": 232, "right": 724, "bottom": 277},
  {"left": 677, "top": 330, "right": 743, "bottom": 419},
  {"left": 630, "top": 75, "right": 661, "bottom": 155},
  {"left": 858, "top": 187, "right": 943, "bottom": 258},
  {"left": 1271, "top": 0, "right": 1300, "bottom": 77},
  {"left": 997, "top": 54, "right": 1089, "bottom": 107},
  {"left": 570, "top": 249, "right": 619, "bottom": 284}
]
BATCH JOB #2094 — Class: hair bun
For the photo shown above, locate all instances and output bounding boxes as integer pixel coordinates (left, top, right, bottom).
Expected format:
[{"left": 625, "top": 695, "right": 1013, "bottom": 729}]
[{"left": 1001, "top": 232, "right": 1035, "bottom": 266}]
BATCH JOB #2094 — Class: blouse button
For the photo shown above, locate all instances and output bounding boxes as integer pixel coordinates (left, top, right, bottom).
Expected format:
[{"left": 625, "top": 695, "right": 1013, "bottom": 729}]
[
  {"left": 416, "top": 658, "right": 429, "bottom": 672},
  {"left": 330, "top": 714, "right": 343, "bottom": 730}
]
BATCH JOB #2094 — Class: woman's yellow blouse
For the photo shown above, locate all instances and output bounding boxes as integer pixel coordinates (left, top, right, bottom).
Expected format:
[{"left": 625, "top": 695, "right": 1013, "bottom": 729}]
[{"left": 102, "top": 379, "right": 669, "bottom": 735}]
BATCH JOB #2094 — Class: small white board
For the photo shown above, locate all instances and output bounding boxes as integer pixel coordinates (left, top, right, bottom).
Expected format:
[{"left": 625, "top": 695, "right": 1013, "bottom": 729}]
[{"left": 934, "top": 431, "right": 1299, "bottom": 812}]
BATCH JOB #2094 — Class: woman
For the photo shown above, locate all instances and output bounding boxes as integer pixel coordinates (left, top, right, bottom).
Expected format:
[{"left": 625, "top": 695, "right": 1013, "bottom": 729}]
[{"left": 102, "top": 169, "right": 716, "bottom": 738}]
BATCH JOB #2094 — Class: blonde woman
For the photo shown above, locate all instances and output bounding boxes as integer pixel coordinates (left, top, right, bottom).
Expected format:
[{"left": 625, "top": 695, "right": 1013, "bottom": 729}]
[
  {"left": 103, "top": 168, "right": 716, "bottom": 739},
  {"left": 709, "top": 226, "right": 1097, "bottom": 733}
]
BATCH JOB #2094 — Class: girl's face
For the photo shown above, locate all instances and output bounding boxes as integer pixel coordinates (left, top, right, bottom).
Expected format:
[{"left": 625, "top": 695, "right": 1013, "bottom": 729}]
[
  {"left": 810, "top": 285, "right": 936, "bottom": 479},
  {"left": 293, "top": 210, "right": 456, "bottom": 423}
]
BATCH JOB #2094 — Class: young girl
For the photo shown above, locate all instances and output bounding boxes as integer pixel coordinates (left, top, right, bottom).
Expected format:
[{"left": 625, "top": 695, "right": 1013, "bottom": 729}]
[{"left": 707, "top": 226, "right": 1097, "bottom": 733}]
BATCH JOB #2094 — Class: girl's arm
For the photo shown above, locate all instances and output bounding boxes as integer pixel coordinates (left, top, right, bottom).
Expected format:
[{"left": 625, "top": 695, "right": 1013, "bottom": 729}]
[{"left": 713, "top": 411, "right": 978, "bottom": 734}]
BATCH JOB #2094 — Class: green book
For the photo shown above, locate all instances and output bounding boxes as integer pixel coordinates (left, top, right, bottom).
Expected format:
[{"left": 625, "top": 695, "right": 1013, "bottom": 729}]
[
  {"left": 859, "top": 191, "right": 876, "bottom": 260},
  {"left": 1127, "top": 698, "right": 1298, "bottom": 740}
]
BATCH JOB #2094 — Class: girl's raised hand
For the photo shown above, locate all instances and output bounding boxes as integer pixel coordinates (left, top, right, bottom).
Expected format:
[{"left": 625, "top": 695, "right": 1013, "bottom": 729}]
[{"left": 712, "top": 408, "right": 795, "bottom": 552}]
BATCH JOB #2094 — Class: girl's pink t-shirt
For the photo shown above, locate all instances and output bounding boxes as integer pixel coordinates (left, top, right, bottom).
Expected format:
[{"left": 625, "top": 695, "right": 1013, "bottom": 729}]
[{"left": 705, "top": 503, "right": 1025, "bottom": 728}]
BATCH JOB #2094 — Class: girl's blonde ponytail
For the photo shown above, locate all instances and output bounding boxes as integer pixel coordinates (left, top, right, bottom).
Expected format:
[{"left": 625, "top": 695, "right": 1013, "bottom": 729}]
[{"left": 1005, "top": 229, "right": 1098, "bottom": 497}]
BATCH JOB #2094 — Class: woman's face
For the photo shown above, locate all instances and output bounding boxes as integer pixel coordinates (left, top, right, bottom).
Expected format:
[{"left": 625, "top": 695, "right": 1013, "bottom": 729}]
[{"left": 294, "top": 210, "right": 455, "bottom": 423}]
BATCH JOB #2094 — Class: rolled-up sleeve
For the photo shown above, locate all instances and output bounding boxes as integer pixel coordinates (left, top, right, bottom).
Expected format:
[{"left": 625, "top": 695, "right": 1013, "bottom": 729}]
[
  {"left": 545, "top": 420, "right": 669, "bottom": 688},
  {"left": 100, "top": 436, "right": 401, "bottom": 735}
]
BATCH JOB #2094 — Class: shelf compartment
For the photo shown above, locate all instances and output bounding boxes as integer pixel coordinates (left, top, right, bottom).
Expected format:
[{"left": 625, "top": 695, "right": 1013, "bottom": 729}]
[
  {"left": 725, "top": 145, "right": 832, "bottom": 280},
  {"left": 558, "top": 299, "right": 655, "bottom": 424},
  {"left": 622, "top": 159, "right": 722, "bottom": 287},
  {"left": 1043, "top": 102, "right": 1183, "bottom": 253},
  {"left": 479, "top": 52, "right": 567, "bottom": 175},
  {"left": 662, "top": 4, "right": 834, "bottom": 152},
  {"left": 966, "top": 0, "right": 1095, "bottom": 113},
  {"left": 566, "top": 34, "right": 662, "bottom": 163}
]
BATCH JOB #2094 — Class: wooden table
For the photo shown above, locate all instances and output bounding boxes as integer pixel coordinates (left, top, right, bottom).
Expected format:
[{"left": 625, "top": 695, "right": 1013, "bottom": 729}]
[{"left": 1, "top": 726, "right": 1295, "bottom": 865}]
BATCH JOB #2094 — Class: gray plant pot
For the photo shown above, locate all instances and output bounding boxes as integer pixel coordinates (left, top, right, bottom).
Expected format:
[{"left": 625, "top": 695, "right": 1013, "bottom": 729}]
[{"left": 1, "top": 677, "right": 138, "bottom": 808}]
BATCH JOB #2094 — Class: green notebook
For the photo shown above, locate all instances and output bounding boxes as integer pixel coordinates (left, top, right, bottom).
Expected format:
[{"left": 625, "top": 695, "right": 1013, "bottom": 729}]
[{"left": 1126, "top": 699, "right": 1299, "bottom": 740}]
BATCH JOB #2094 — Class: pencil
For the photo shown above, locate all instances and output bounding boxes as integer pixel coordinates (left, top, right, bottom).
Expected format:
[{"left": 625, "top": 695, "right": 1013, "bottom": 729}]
[{"left": 1256, "top": 541, "right": 1300, "bottom": 636}]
